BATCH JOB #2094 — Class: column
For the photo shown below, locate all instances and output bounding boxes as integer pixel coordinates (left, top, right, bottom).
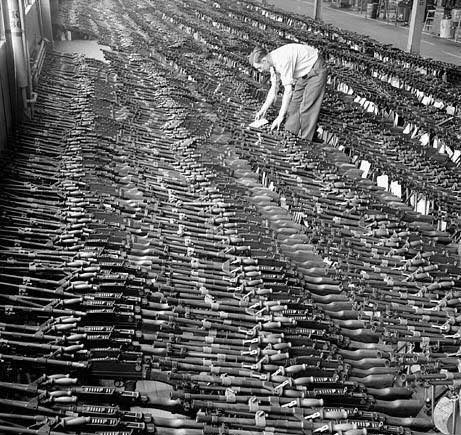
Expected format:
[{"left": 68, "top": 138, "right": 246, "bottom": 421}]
[
  {"left": 407, "top": 0, "right": 426, "bottom": 54},
  {"left": 314, "top": 0, "right": 322, "bottom": 20}
]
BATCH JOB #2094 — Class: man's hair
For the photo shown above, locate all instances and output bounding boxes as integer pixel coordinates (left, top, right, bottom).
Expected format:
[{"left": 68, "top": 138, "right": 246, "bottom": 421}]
[{"left": 248, "top": 46, "right": 268, "bottom": 65}]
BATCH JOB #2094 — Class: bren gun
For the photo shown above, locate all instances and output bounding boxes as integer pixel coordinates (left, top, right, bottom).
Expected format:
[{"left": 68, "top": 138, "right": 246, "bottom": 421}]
[{"left": 1, "top": 2, "right": 460, "bottom": 434}]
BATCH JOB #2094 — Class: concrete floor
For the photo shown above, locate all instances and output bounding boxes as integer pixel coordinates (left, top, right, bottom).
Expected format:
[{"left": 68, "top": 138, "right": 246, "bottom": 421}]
[
  {"left": 54, "top": 40, "right": 111, "bottom": 62},
  {"left": 267, "top": 0, "right": 461, "bottom": 66}
]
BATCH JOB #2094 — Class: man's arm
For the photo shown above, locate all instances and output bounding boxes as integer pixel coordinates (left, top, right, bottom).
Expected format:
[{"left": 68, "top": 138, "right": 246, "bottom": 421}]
[
  {"left": 271, "top": 84, "right": 293, "bottom": 130},
  {"left": 255, "top": 67, "right": 279, "bottom": 120}
]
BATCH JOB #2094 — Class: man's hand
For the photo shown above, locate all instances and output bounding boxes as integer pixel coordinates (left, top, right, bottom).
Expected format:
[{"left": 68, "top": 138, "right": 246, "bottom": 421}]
[
  {"left": 271, "top": 115, "right": 284, "bottom": 131},
  {"left": 255, "top": 107, "right": 267, "bottom": 120}
]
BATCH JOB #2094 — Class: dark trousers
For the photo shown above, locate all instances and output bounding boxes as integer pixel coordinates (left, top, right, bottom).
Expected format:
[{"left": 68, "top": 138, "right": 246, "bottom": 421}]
[{"left": 284, "top": 56, "right": 327, "bottom": 141}]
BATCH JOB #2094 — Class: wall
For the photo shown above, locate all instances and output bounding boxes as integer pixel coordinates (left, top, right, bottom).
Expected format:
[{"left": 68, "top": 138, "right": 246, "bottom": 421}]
[
  {"left": 0, "top": 0, "right": 44, "bottom": 154},
  {"left": 25, "top": 1, "right": 43, "bottom": 58},
  {"left": 0, "top": 41, "right": 13, "bottom": 155}
]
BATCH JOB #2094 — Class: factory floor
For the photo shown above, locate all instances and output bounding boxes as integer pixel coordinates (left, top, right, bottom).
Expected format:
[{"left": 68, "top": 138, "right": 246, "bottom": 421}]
[
  {"left": 268, "top": 0, "right": 461, "bottom": 66},
  {"left": 1, "top": 0, "right": 461, "bottom": 433}
]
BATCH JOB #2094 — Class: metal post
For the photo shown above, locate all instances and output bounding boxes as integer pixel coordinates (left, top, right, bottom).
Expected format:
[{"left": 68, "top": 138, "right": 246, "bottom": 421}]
[
  {"left": 1, "top": 0, "right": 18, "bottom": 120},
  {"left": 6, "top": 0, "right": 28, "bottom": 89},
  {"left": 314, "top": 0, "right": 322, "bottom": 20},
  {"left": 5, "top": 0, "right": 32, "bottom": 118},
  {"left": 407, "top": 0, "right": 426, "bottom": 54}
]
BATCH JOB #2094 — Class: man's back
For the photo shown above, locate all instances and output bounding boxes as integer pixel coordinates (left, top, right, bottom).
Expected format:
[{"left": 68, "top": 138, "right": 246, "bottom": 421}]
[{"left": 269, "top": 43, "right": 319, "bottom": 86}]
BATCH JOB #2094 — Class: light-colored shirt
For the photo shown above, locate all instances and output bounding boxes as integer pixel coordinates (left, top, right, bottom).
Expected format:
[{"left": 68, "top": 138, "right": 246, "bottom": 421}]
[{"left": 268, "top": 43, "right": 319, "bottom": 86}]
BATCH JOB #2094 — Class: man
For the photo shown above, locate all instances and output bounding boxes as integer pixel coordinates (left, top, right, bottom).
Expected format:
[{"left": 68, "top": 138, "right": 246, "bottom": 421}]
[{"left": 248, "top": 43, "right": 327, "bottom": 141}]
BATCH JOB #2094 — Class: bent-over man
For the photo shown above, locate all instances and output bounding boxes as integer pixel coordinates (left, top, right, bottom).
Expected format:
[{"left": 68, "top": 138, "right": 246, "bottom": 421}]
[{"left": 249, "top": 43, "right": 327, "bottom": 141}]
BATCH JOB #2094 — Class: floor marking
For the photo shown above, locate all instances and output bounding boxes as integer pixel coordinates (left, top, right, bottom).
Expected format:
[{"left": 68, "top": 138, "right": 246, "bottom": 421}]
[{"left": 441, "top": 50, "right": 461, "bottom": 59}]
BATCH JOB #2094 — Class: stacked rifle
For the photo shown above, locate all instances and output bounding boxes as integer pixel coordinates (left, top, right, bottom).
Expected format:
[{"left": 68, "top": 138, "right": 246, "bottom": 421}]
[
  {"left": 1, "top": 0, "right": 460, "bottom": 433},
  {"left": 2, "top": 48, "right": 424, "bottom": 435}
]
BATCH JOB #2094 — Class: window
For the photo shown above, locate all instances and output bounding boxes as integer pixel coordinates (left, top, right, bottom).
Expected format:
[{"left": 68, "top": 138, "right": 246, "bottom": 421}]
[{"left": 0, "top": 2, "right": 5, "bottom": 40}]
